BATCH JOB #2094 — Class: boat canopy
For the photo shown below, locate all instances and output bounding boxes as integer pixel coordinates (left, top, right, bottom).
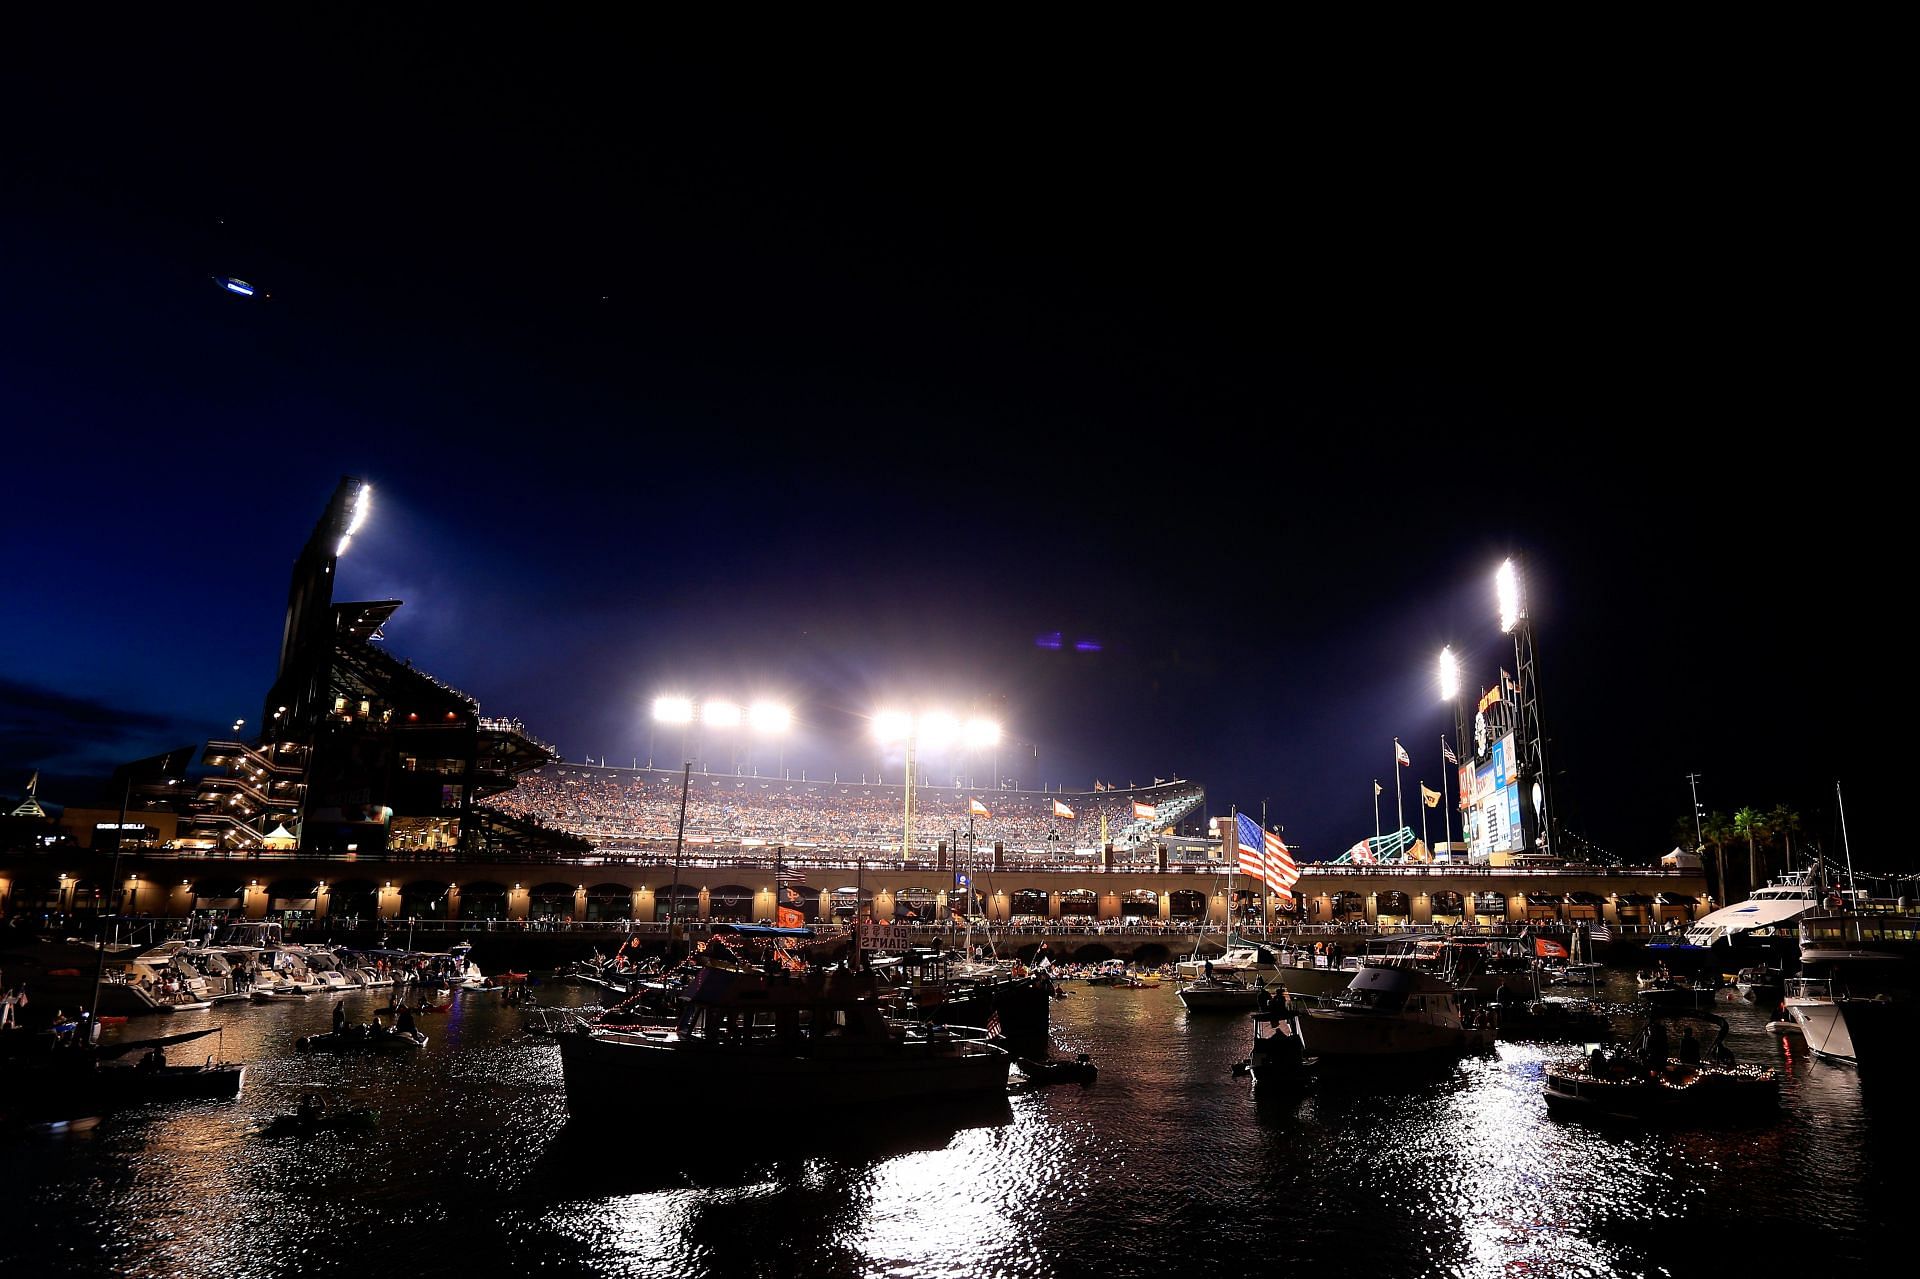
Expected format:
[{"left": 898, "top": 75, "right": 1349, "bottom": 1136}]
[
  {"left": 711, "top": 923, "right": 814, "bottom": 939},
  {"left": 96, "top": 1026, "right": 222, "bottom": 1059}
]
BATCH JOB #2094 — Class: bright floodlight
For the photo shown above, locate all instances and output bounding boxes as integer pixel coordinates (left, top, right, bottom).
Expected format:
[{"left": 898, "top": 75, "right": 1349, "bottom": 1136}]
[
  {"left": 334, "top": 534, "right": 352, "bottom": 557},
  {"left": 348, "top": 482, "right": 372, "bottom": 535},
  {"left": 652, "top": 696, "right": 695, "bottom": 724},
  {"left": 703, "top": 700, "right": 742, "bottom": 728},
  {"left": 1438, "top": 646, "right": 1460, "bottom": 702},
  {"left": 873, "top": 710, "right": 912, "bottom": 744},
  {"left": 917, "top": 712, "right": 958, "bottom": 750},
  {"left": 1496, "top": 558, "right": 1523, "bottom": 634},
  {"left": 749, "top": 701, "right": 792, "bottom": 733},
  {"left": 964, "top": 718, "right": 1002, "bottom": 749}
]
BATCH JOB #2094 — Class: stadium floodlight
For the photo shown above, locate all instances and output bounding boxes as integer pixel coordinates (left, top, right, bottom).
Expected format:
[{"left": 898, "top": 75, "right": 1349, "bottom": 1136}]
[
  {"left": 1438, "top": 646, "right": 1460, "bottom": 702},
  {"left": 334, "top": 534, "right": 353, "bottom": 557},
  {"left": 873, "top": 711, "right": 912, "bottom": 744},
  {"left": 1496, "top": 558, "right": 1523, "bottom": 634},
  {"left": 748, "top": 701, "right": 792, "bottom": 734},
  {"left": 917, "top": 712, "right": 958, "bottom": 751},
  {"left": 703, "top": 700, "right": 742, "bottom": 729},
  {"left": 652, "top": 696, "right": 695, "bottom": 724},
  {"left": 964, "top": 717, "right": 1002, "bottom": 749},
  {"left": 348, "top": 482, "right": 372, "bottom": 535}
]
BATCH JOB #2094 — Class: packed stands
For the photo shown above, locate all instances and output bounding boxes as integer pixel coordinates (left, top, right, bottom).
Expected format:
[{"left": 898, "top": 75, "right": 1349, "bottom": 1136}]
[{"left": 488, "top": 765, "right": 1206, "bottom": 857}]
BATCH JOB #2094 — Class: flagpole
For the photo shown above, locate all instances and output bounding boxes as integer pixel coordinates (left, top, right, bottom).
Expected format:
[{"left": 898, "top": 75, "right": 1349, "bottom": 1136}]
[
  {"left": 1393, "top": 740, "right": 1404, "bottom": 836},
  {"left": 1260, "top": 799, "right": 1270, "bottom": 935},
  {"left": 1419, "top": 782, "right": 1429, "bottom": 854},
  {"left": 1441, "top": 737, "right": 1453, "bottom": 860},
  {"left": 1373, "top": 781, "right": 1381, "bottom": 839}
]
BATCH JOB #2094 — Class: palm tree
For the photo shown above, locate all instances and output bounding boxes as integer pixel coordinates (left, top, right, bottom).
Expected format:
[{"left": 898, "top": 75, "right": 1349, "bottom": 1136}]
[
  {"left": 1733, "top": 807, "right": 1769, "bottom": 897},
  {"left": 1770, "top": 804, "right": 1802, "bottom": 875},
  {"left": 1700, "top": 811, "right": 1733, "bottom": 904}
]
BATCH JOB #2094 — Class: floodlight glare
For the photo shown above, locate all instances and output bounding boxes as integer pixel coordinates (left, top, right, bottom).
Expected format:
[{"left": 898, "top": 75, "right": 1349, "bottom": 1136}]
[
  {"left": 1438, "top": 646, "right": 1460, "bottom": 702},
  {"left": 348, "top": 483, "right": 372, "bottom": 535},
  {"left": 873, "top": 711, "right": 912, "bottom": 744},
  {"left": 749, "top": 702, "right": 792, "bottom": 733},
  {"left": 334, "top": 534, "right": 352, "bottom": 557},
  {"left": 1496, "top": 559, "right": 1522, "bottom": 634},
  {"left": 703, "top": 700, "right": 742, "bottom": 728},
  {"left": 917, "top": 712, "right": 958, "bottom": 750},
  {"left": 652, "top": 696, "right": 695, "bottom": 724},
  {"left": 964, "top": 718, "right": 1002, "bottom": 749}
]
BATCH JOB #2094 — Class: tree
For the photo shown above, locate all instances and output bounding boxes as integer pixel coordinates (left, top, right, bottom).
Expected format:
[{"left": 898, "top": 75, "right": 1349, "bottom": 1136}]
[
  {"left": 1770, "top": 804, "right": 1803, "bottom": 875},
  {"left": 1700, "top": 811, "right": 1734, "bottom": 904},
  {"left": 1733, "top": 807, "right": 1769, "bottom": 897}
]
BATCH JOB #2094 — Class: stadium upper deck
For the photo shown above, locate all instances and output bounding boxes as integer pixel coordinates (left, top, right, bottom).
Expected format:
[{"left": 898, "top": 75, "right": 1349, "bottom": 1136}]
[{"left": 488, "top": 764, "right": 1206, "bottom": 855}]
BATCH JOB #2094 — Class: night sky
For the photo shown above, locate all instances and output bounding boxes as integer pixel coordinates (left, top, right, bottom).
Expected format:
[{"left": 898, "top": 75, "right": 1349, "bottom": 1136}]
[{"left": 0, "top": 22, "right": 1894, "bottom": 866}]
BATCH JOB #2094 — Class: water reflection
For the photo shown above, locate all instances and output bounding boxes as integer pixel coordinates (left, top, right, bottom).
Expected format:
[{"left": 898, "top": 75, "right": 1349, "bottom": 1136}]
[{"left": 0, "top": 973, "right": 1906, "bottom": 1276}]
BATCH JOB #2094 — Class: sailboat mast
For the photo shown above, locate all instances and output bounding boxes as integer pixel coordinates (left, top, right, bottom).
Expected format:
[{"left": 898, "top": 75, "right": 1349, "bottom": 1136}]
[{"left": 1837, "top": 779, "right": 1856, "bottom": 900}]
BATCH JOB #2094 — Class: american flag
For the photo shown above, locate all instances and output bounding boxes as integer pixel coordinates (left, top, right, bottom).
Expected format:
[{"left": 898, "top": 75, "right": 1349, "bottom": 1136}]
[
  {"left": 1235, "top": 814, "right": 1300, "bottom": 893},
  {"left": 985, "top": 1010, "right": 1002, "bottom": 1038},
  {"left": 776, "top": 866, "right": 808, "bottom": 886},
  {"left": 1589, "top": 922, "right": 1612, "bottom": 943},
  {"left": 1442, "top": 738, "right": 1458, "bottom": 766}
]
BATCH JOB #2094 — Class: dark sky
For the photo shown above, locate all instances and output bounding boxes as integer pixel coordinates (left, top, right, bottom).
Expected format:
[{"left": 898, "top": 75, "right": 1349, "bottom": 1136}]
[{"left": 0, "top": 20, "right": 1895, "bottom": 866}]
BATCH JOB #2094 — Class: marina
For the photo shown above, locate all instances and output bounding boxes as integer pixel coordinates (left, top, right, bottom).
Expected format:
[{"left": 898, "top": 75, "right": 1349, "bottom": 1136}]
[{"left": 1, "top": 964, "right": 1910, "bottom": 1274}]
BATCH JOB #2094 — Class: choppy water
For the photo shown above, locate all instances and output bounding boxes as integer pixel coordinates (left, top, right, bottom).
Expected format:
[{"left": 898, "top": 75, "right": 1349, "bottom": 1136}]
[{"left": 1, "top": 972, "right": 1908, "bottom": 1278}]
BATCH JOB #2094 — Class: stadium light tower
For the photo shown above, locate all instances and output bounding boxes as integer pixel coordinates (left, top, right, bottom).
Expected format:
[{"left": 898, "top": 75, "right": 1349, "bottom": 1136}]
[
  {"left": 1494, "top": 556, "right": 1552, "bottom": 856},
  {"left": 1438, "top": 645, "right": 1464, "bottom": 860}
]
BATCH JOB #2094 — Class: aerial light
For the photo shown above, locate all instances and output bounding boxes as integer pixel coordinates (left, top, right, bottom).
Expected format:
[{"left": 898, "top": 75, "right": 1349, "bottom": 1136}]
[
  {"left": 214, "top": 275, "right": 265, "bottom": 297},
  {"left": 964, "top": 718, "right": 1002, "bottom": 749},
  {"left": 348, "top": 483, "right": 372, "bottom": 535},
  {"left": 703, "top": 700, "right": 742, "bottom": 728},
  {"left": 1496, "top": 559, "right": 1523, "bottom": 634},
  {"left": 652, "top": 696, "right": 694, "bottom": 724},
  {"left": 873, "top": 711, "right": 912, "bottom": 744},
  {"left": 917, "top": 712, "right": 958, "bottom": 750},
  {"left": 1438, "top": 646, "right": 1460, "bottom": 702},
  {"left": 748, "top": 702, "right": 792, "bottom": 733}
]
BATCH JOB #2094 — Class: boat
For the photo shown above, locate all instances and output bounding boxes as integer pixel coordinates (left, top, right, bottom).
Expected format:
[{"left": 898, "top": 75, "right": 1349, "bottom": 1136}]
[
  {"left": 1734, "top": 966, "right": 1785, "bottom": 1002},
  {"left": 1636, "top": 969, "right": 1721, "bottom": 1010},
  {"left": 1175, "top": 942, "right": 1281, "bottom": 982},
  {"left": 557, "top": 965, "right": 1010, "bottom": 1113},
  {"left": 1, "top": 1025, "right": 245, "bottom": 1126},
  {"left": 1654, "top": 869, "right": 1822, "bottom": 972},
  {"left": 1013, "top": 1053, "right": 1098, "bottom": 1085},
  {"left": 871, "top": 946, "right": 1053, "bottom": 1041},
  {"left": 1177, "top": 975, "right": 1265, "bottom": 1013},
  {"left": 1543, "top": 1014, "right": 1778, "bottom": 1123},
  {"left": 1291, "top": 962, "right": 1497, "bottom": 1059},
  {"left": 1237, "top": 1002, "right": 1315, "bottom": 1093},
  {"left": 294, "top": 1026, "right": 429, "bottom": 1054},
  {"left": 251, "top": 986, "right": 312, "bottom": 1003}
]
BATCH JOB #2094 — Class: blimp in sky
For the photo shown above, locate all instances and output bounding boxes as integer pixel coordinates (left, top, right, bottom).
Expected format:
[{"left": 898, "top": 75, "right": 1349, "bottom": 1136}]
[{"left": 212, "top": 275, "right": 268, "bottom": 298}]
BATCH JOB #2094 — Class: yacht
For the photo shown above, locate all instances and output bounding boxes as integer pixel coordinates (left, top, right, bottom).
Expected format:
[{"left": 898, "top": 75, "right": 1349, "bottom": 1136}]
[
  {"left": 1175, "top": 943, "right": 1280, "bottom": 982},
  {"left": 1788, "top": 904, "right": 1920, "bottom": 1067},
  {"left": 1291, "top": 962, "right": 1496, "bottom": 1059},
  {"left": 1659, "top": 870, "right": 1821, "bottom": 969}
]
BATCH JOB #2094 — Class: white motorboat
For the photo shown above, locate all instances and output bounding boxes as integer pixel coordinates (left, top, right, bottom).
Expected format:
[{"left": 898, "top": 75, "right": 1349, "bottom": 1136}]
[
  {"left": 1782, "top": 977, "right": 1851, "bottom": 1060},
  {"left": 1177, "top": 976, "right": 1264, "bottom": 1012},
  {"left": 1292, "top": 962, "right": 1496, "bottom": 1059},
  {"left": 1175, "top": 944, "right": 1280, "bottom": 982}
]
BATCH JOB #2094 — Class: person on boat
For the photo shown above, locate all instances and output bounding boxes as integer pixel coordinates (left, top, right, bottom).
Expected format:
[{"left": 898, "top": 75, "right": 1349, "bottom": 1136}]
[
  {"left": 1639, "top": 1019, "right": 1669, "bottom": 1076},
  {"left": 1203, "top": 958, "right": 1216, "bottom": 981},
  {"left": 333, "top": 1002, "right": 347, "bottom": 1032},
  {"left": 138, "top": 1045, "right": 166, "bottom": 1071},
  {"left": 1678, "top": 1027, "right": 1701, "bottom": 1064},
  {"left": 396, "top": 1005, "right": 417, "bottom": 1037}
]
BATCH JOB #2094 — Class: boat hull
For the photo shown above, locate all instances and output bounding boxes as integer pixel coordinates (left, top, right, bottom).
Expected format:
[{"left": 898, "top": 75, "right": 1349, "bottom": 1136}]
[
  {"left": 558, "top": 1029, "right": 1010, "bottom": 1114},
  {"left": 1294, "top": 1009, "right": 1492, "bottom": 1057}
]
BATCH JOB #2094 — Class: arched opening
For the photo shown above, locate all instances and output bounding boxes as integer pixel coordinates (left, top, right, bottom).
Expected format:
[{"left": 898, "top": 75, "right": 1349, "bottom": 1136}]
[
  {"left": 1011, "top": 889, "right": 1049, "bottom": 920},
  {"left": 192, "top": 878, "right": 244, "bottom": 914},
  {"left": 708, "top": 884, "right": 754, "bottom": 923},
  {"left": 1121, "top": 889, "right": 1158, "bottom": 919},
  {"left": 1617, "top": 892, "right": 1652, "bottom": 925},
  {"left": 1169, "top": 889, "right": 1206, "bottom": 920},
  {"left": 528, "top": 882, "right": 576, "bottom": 922},
  {"left": 1231, "top": 889, "right": 1261, "bottom": 927},
  {"left": 1430, "top": 891, "right": 1465, "bottom": 923},
  {"left": 461, "top": 881, "right": 509, "bottom": 920},
  {"left": 1072, "top": 943, "right": 1114, "bottom": 962},
  {"left": 1133, "top": 941, "right": 1171, "bottom": 966},
  {"left": 894, "top": 887, "right": 936, "bottom": 923},
  {"left": 1564, "top": 891, "right": 1603, "bottom": 921},
  {"left": 1058, "top": 889, "right": 1097, "bottom": 918},
  {"left": 1330, "top": 891, "right": 1367, "bottom": 921},
  {"left": 1473, "top": 892, "right": 1507, "bottom": 920},
  {"left": 69, "top": 879, "right": 108, "bottom": 917},
  {"left": 268, "top": 877, "right": 319, "bottom": 929},
  {"left": 1377, "top": 891, "right": 1412, "bottom": 923},
  {"left": 584, "top": 884, "right": 632, "bottom": 921},
  {"left": 829, "top": 887, "right": 874, "bottom": 922},
  {"left": 653, "top": 884, "right": 699, "bottom": 924},
  {"left": 8, "top": 876, "right": 62, "bottom": 914},
  {"left": 400, "top": 881, "right": 451, "bottom": 920},
  {"left": 327, "top": 879, "right": 378, "bottom": 923},
  {"left": 1525, "top": 893, "right": 1562, "bottom": 922}
]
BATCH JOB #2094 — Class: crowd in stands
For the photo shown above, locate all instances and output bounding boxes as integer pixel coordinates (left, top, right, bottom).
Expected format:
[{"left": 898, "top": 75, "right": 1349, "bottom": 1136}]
[{"left": 488, "top": 765, "right": 1206, "bottom": 855}]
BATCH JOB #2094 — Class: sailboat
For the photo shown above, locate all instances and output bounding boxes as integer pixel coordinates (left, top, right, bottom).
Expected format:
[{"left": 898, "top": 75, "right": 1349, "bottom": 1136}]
[{"left": 1548, "top": 925, "right": 1605, "bottom": 987}]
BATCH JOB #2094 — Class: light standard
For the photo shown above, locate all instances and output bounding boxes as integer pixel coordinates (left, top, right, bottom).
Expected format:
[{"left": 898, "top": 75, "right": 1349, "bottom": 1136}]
[
  {"left": 1438, "top": 645, "right": 1462, "bottom": 861},
  {"left": 1497, "top": 557, "right": 1553, "bottom": 856},
  {"left": 873, "top": 710, "right": 999, "bottom": 864}
]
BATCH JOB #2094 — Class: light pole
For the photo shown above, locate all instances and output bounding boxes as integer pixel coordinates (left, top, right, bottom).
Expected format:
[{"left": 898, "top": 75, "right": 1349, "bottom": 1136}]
[{"left": 1439, "top": 646, "right": 1462, "bottom": 860}]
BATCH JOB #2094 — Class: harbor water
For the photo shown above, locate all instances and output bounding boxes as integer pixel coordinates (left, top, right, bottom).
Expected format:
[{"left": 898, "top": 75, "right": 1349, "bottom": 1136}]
[{"left": 1, "top": 972, "right": 1907, "bottom": 1278}]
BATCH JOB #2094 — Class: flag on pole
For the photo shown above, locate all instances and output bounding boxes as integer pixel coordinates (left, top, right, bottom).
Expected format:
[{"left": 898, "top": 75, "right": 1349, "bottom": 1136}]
[
  {"left": 986, "top": 1009, "right": 1003, "bottom": 1038},
  {"left": 1373, "top": 780, "right": 1383, "bottom": 797},
  {"left": 1590, "top": 922, "right": 1613, "bottom": 943},
  {"left": 1442, "top": 739, "right": 1458, "bottom": 765},
  {"left": 1133, "top": 801, "right": 1157, "bottom": 820},
  {"left": 1234, "top": 813, "right": 1268, "bottom": 883},
  {"left": 1420, "top": 784, "right": 1441, "bottom": 808},
  {"left": 1052, "top": 799, "right": 1074, "bottom": 819},
  {"left": 1394, "top": 739, "right": 1410, "bottom": 766},
  {"left": 1534, "top": 937, "right": 1569, "bottom": 959},
  {"left": 969, "top": 798, "right": 990, "bottom": 818}
]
